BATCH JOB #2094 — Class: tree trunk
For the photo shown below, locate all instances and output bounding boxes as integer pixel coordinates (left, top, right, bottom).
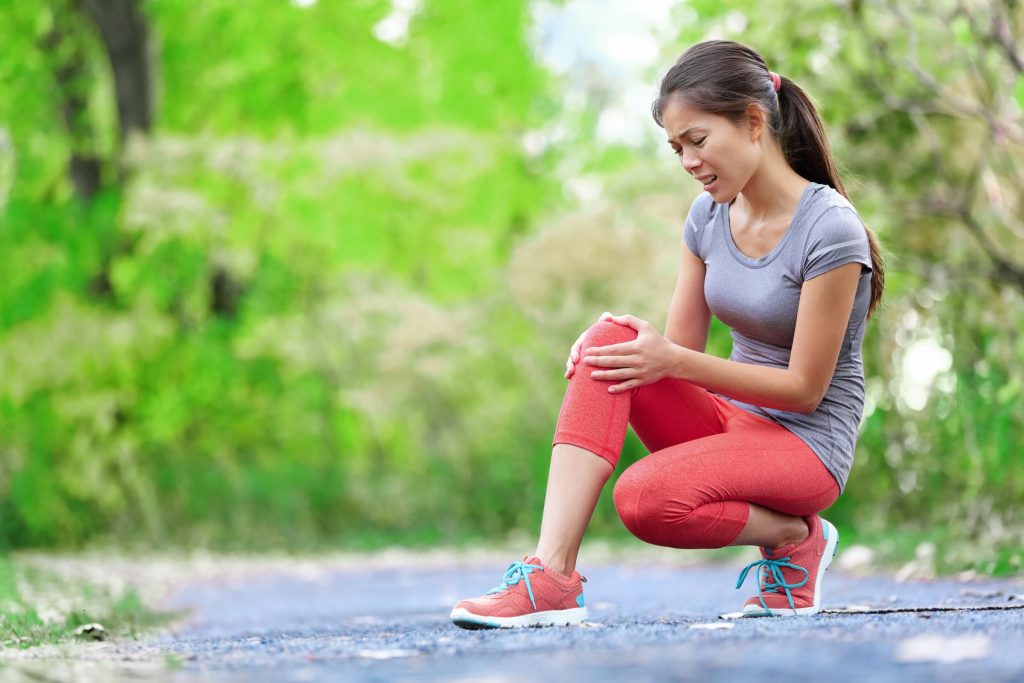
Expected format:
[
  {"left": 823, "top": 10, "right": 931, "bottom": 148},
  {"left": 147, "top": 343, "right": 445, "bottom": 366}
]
[
  {"left": 78, "top": 0, "right": 154, "bottom": 139},
  {"left": 45, "top": 0, "right": 154, "bottom": 199},
  {"left": 44, "top": 12, "right": 103, "bottom": 200}
]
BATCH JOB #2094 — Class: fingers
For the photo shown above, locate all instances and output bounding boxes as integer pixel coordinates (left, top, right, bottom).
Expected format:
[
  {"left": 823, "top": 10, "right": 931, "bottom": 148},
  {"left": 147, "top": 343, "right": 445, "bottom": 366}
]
[
  {"left": 583, "top": 355, "right": 630, "bottom": 367},
  {"left": 602, "top": 313, "right": 644, "bottom": 330},
  {"left": 566, "top": 311, "right": 647, "bottom": 382},
  {"left": 573, "top": 331, "right": 588, "bottom": 360},
  {"left": 567, "top": 312, "right": 616, "bottom": 380},
  {"left": 584, "top": 342, "right": 634, "bottom": 356},
  {"left": 566, "top": 361, "right": 588, "bottom": 378},
  {"left": 589, "top": 368, "right": 630, "bottom": 380},
  {"left": 567, "top": 331, "right": 587, "bottom": 378}
]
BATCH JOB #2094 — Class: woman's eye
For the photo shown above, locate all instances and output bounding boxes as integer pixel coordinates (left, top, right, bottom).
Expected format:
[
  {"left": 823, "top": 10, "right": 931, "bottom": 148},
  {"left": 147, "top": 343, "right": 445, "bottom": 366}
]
[{"left": 672, "top": 138, "right": 705, "bottom": 155}]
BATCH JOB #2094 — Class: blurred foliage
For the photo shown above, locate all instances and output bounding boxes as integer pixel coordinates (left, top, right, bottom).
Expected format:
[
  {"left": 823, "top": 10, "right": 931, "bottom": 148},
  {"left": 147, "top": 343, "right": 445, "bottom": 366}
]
[{"left": 0, "top": 0, "right": 1020, "bottom": 576}]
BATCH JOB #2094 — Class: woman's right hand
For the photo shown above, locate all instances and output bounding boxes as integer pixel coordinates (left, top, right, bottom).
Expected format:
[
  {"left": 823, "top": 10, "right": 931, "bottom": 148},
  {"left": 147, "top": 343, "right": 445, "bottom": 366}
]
[{"left": 565, "top": 311, "right": 615, "bottom": 379}]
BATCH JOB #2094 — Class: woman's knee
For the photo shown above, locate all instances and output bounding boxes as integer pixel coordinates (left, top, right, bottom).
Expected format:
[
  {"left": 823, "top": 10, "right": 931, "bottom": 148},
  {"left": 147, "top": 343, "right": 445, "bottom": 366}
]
[
  {"left": 612, "top": 468, "right": 642, "bottom": 536},
  {"left": 613, "top": 464, "right": 706, "bottom": 547},
  {"left": 582, "top": 320, "right": 637, "bottom": 350},
  {"left": 612, "top": 465, "right": 686, "bottom": 543}
]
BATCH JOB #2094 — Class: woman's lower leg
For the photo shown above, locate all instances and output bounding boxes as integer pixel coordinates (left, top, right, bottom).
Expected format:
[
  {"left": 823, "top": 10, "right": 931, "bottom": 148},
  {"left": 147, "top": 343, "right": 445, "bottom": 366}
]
[
  {"left": 533, "top": 443, "right": 614, "bottom": 576},
  {"left": 726, "top": 503, "right": 810, "bottom": 549}
]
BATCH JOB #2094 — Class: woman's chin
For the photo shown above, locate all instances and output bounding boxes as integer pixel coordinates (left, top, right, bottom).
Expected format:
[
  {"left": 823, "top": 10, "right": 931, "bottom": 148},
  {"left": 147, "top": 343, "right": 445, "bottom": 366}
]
[
  {"left": 705, "top": 179, "right": 731, "bottom": 201},
  {"left": 713, "top": 186, "right": 738, "bottom": 204}
]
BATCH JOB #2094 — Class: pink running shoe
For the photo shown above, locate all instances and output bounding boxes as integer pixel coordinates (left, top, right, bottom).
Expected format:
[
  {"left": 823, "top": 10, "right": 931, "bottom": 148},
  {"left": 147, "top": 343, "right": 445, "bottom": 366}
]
[
  {"left": 735, "top": 514, "right": 839, "bottom": 617},
  {"left": 450, "top": 555, "right": 589, "bottom": 629}
]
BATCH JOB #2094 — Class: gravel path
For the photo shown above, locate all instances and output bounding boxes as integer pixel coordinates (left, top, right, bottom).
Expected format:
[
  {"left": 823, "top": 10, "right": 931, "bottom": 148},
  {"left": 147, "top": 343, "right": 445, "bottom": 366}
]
[{"left": 4, "top": 550, "right": 1023, "bottom": 682}]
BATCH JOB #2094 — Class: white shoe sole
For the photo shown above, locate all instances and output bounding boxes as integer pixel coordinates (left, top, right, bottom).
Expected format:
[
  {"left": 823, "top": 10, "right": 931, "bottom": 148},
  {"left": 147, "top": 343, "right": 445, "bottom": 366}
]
[
  {"left": 450, "top": 606, "right": 588, "bottom": 629},
  {"left": 741, "top": 519, "right": 840, "bottom": 617}
]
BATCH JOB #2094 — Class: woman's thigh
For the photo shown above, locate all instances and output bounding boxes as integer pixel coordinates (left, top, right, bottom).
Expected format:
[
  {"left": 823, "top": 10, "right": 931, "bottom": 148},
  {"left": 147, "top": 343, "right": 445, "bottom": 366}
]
[
  {"left": 628, "top": 376, "right": 731, "bottom": 453},
  {"left": 613, "top": 416, "right": 840, "bottom": 546}
]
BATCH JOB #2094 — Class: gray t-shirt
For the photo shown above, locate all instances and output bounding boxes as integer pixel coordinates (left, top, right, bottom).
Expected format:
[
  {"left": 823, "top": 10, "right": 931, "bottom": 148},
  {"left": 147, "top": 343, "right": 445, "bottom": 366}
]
[{"left": 682, "top": 181, "right": 873, "bottom": 493}]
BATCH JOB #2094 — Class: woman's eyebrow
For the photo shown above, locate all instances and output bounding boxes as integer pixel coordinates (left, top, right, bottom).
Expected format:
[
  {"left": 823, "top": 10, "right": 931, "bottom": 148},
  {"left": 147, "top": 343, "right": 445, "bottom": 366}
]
[{"left": 668, "top": 127, "right": 703, "bottom": 142}]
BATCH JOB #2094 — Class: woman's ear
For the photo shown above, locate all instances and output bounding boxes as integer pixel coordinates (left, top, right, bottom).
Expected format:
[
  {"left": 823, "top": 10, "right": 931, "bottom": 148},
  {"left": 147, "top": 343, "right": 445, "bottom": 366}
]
[{"left": 746, "top": 102, "right": 767, "bottom": 143}]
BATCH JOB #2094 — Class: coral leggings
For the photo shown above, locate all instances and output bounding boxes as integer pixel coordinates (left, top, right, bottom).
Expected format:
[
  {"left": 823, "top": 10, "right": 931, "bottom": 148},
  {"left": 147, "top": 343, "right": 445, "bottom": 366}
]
[{"left": 552, "top": 321, "right": 840, "bottom": 549}]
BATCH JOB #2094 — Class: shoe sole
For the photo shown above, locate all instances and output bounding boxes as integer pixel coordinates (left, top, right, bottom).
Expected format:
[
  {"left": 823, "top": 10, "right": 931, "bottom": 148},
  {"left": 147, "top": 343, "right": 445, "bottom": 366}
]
[
  {"left": 450, "top": 606, "right": 588, "bottom": 629},
  {"left": 741, "top": 519, "right": 840, "bottom": 618}
]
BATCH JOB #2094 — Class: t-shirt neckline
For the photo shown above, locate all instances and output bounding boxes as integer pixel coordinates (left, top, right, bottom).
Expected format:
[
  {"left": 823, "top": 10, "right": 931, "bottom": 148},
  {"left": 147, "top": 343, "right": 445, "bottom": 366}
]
[{"left": 722, "top": 181, "right": 819, "bottom": 269}]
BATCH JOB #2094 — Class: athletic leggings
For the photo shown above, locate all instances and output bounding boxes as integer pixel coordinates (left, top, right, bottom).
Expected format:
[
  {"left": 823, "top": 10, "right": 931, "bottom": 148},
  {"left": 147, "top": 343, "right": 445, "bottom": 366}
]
[{"left": 552, "top": 320, "right": 840, "bottom": 549}]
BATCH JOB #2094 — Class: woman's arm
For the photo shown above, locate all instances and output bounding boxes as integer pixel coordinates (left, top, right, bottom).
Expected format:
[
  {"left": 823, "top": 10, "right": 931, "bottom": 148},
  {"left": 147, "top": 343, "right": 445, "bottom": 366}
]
[
  {"left": 664, "top": 241, "right": 712, "bottom": 353},
  {"left": 669, "top": 261, "right": 864, "bottom": 414}
]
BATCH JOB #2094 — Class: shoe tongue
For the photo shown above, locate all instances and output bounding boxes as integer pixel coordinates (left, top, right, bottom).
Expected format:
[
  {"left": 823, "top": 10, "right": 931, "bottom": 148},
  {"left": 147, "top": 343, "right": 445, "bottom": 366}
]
[{"left": 522, "top": 554, "right": 547, "bottom": 568}]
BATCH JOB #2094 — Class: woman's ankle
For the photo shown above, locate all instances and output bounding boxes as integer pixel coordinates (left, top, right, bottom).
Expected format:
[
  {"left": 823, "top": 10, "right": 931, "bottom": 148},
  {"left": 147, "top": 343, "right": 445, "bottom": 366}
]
[
  {"left": 772, "top": 517, "right": 812, "bottom": 550},
  {"left": 534, "top": 553, "right": 574, "bottom": 577}
]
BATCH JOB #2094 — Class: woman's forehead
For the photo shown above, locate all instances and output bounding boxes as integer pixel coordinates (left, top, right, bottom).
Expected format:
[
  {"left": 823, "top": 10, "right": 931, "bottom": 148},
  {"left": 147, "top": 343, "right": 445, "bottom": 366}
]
[{"left": 662, "top": 99, "right": 714, "bottom": 139}]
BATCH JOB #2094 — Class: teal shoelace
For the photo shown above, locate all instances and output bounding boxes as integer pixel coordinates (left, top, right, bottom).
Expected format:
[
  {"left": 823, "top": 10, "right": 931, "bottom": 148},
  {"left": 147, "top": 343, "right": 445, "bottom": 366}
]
[
  {"left": 486, "top": 560, "right": 545, "bottom": 609},
  {"left": 735, "top": 552, "right": 809, "bottom": 612}
]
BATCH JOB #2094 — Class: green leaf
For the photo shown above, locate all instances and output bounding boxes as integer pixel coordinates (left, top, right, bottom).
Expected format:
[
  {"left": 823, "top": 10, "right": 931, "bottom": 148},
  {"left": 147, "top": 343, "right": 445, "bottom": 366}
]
[{"left": 951, "top": 16, "right": 971, "bottom": 47}]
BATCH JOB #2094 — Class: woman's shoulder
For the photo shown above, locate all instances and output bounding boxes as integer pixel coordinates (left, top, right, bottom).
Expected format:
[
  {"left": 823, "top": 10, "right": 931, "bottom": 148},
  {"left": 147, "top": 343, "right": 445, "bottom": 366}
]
[
  {"left": 807, "top": 182, "right": 860, "bottom": 218},
  {"left": 687, "top": 190, "right": 718, "bottom": 223},
  {"left": 799, "top": 184, "right": 872, "bottom": 276},
  {"left": 683, "top": 191, "right": 721, "bottom": 259}
]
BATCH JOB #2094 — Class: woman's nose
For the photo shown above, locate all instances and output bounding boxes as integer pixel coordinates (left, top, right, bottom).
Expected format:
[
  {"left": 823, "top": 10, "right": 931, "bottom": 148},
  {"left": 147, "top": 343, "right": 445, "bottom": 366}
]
[{"left": 680, "top": 149, "right": 700, "bottom": 172}]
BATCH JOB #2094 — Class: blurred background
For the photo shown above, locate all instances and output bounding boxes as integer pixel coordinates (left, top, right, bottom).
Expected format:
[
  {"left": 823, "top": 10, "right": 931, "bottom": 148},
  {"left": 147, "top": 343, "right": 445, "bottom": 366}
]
[{"left": 0, "top": 0, "right": 1021, "bottom": 576}]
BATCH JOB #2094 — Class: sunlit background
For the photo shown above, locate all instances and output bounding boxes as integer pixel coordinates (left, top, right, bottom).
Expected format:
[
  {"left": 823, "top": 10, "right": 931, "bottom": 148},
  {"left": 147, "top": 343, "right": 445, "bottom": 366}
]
[{"left": 0, "top": 0, "right": 1021, "bottom": 580}]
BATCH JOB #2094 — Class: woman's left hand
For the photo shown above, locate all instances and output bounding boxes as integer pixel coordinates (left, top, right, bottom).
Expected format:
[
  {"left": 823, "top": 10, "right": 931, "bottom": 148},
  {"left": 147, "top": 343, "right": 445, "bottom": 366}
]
[{"left": 582, "top": 314, "right": 678, "bottom": 393}]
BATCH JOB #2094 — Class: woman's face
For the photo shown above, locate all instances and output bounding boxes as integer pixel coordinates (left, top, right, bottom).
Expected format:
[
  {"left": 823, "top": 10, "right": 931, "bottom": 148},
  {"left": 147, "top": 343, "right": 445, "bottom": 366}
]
[{"left": 661, "top": 95, "right": 764, "bottom": 203}]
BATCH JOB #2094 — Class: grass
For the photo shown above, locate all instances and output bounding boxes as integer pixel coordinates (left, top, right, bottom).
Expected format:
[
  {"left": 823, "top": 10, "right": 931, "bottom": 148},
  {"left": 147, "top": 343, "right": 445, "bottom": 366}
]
[{"left": 0, "top": 555, "right": 179, "bottom": 651}]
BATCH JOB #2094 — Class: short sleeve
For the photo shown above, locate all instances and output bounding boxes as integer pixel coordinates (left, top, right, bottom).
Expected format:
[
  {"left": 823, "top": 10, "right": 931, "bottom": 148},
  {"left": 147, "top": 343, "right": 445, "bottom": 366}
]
[
  {"left": 683, "top": 191, "right": 713, "bottom": 260},
  {"left": 802, "top": 206, "right": 873, "bottom": 281}
]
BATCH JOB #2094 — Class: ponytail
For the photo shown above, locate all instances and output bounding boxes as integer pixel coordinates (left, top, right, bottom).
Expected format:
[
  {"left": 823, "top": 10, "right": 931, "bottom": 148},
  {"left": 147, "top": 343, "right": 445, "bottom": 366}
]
[{"left": 773, "top": 76, "right": 885, "bottom": 320}]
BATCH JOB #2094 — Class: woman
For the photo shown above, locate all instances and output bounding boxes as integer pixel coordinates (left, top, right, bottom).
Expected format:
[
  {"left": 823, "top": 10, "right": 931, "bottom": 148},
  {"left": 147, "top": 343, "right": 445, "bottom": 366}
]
[{"left": 450, "top": 39, "right": 885, "bottom": 628}]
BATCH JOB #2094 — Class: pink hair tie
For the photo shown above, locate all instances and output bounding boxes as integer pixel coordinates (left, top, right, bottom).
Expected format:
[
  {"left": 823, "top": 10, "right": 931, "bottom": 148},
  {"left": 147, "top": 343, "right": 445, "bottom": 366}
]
[{"left": 769, "top": 71, "right": 781, "bottom": 93}]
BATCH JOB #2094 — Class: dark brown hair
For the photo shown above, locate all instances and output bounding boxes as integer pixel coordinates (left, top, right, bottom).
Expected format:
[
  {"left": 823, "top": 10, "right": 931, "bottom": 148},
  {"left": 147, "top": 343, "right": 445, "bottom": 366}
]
[{"left": 653, "top": 39, "right": 885, "bottom": 321}]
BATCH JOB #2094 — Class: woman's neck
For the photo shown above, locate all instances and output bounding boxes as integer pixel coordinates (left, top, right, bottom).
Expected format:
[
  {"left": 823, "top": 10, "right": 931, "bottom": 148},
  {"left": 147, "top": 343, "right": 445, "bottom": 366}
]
[{"left": 732, "top": 149, "right": 810, "bottom": 224}]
